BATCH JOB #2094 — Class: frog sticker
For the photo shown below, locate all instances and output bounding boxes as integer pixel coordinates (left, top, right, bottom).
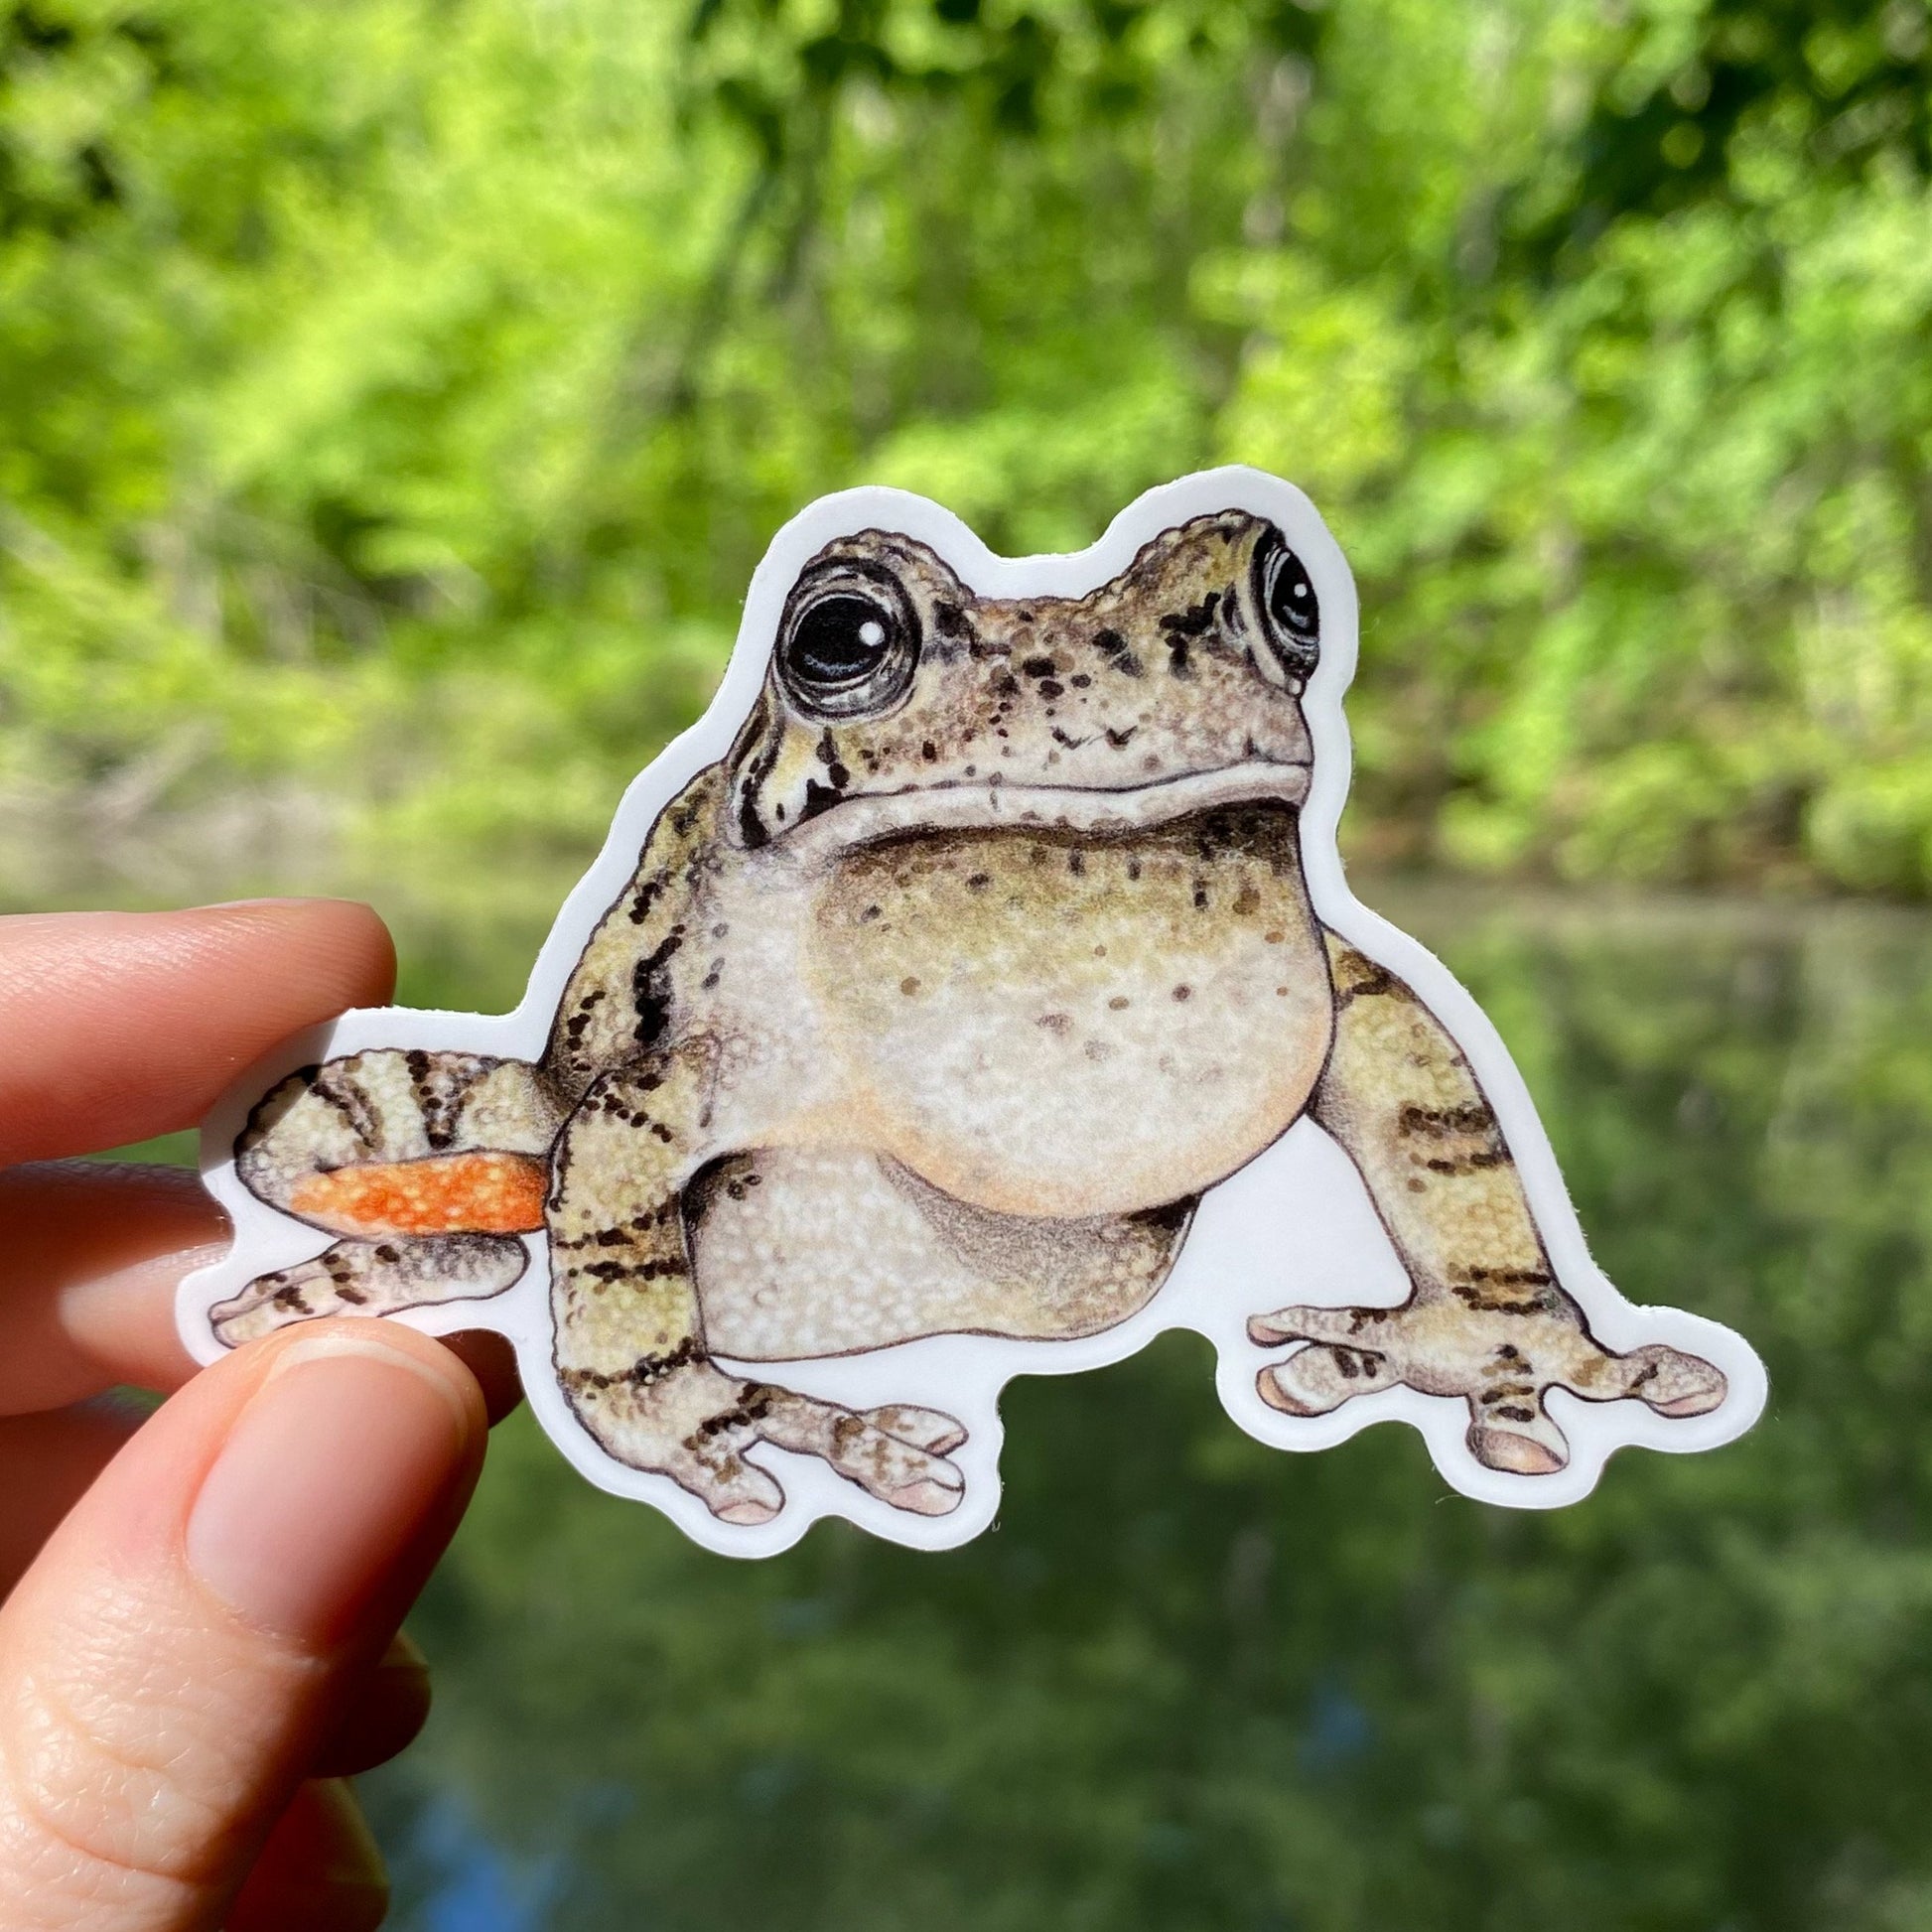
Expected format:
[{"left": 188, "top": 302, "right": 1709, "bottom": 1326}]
[{"left": 179, "top": 470, "right": 1765, "bottom": 1553}]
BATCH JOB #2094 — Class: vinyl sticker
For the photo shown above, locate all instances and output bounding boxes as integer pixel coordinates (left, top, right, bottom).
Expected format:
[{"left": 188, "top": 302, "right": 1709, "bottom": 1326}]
[{"left": 179, "top": 469, "right": 1766, "bottom": 1555}]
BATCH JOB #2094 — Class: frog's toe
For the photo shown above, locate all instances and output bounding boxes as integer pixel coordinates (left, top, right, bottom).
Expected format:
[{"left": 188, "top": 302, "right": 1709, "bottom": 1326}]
[
  {"left": 863, "top": 1403, "right": 969, "bottom": 1456},
  {"left": 1620, "top": 1343, "right": 1727, "bottom": 1417},
  {"left": 208, "top": 1270, "right": 318, "bottom": 1347},
  {"left": 686, "top": 1452, "right": 786, "bottom": 1526},
  {"left": 1466, "top": 1393, "right": 1570, "bottom": 1474},
  {"left": 888, "top": 1474, "right": 966, "bottom": 1517},
  {"left": 584, "top": 1387, "right": 778, "bottom": 1520},
  {"left": 755, "top": 1388, "right": 966, "bottom": 1516},
  {"left": 1258, "top": 1342, "right": 1398, "bottom": 1416},
  {"left": 716, "top": 1498, "right": 779, "bottom": 1525},
  {"left": 1248, "top": 1304, "right": 1392, "bottom": 1349}
]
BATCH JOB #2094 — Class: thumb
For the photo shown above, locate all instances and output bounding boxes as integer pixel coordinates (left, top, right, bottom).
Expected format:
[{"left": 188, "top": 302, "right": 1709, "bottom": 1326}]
[{"left": 0, "top": 1320, "right": 485, "bottom": 1930}]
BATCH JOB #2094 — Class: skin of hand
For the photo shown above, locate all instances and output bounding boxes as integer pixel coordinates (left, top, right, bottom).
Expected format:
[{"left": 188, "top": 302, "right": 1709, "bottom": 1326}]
[{"left": 0, "top": 900, "right": 523, "bottom": 1932}]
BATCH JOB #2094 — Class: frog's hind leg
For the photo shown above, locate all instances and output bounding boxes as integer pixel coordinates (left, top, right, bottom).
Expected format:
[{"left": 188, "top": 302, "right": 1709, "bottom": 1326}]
[
  {"left": 1248, "top": 936, "right": 1726, "bottom": 1476},
  {"left": 549, "top": 1048, "right": 971, "bottom": 1525},
  {"left": 210, "top": 1047, "right": 567, "bottom": 1347}
]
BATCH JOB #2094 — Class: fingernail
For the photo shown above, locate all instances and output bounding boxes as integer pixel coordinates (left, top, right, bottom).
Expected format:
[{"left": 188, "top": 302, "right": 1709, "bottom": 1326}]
[
  {"left": 200, "top": 897, "right": 314, "bottom": 908},
  {"left": 377, "top": 1627, "right": 428, "bottom": 1673},
  {"left": 187, "top": 1332, "right": 475, "bottom": 1646},
  {"left": 229, "top": 1779, "right": 389, "bottom": 1932},
  {"left": 309, "top": 1776, "right": 390, "bottom": 1894}
]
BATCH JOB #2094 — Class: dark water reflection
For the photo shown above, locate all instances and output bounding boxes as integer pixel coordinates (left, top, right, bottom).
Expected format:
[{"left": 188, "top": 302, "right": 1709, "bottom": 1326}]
[{"left": 360, "top": 884, "right": 1932, "bottom": 1931}]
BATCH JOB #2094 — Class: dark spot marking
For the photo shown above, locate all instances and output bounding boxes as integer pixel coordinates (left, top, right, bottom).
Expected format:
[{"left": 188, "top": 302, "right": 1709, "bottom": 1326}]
[
  {"left": 738, "top": 788, "right": 769, "bottom": 850},
  {"left": 1398, "top": 1102, "right": 1494, "bottom": 1137},
  {"left": 1143, "top": 1196, "right": 1195, "bottom": 1233},
  {"left": 1335, "top": 962, "right": 1400, "bottom": 1007},
  {"left": 630, "top": 926, "right": 685, "bottom": 1047},
  {"left": 933, "top": 599, "right": 974, "bottom": 642},
  {"left": 627, "top": 873, "right": 666, "bottom": 924},
  {"left": 800, "top": 777, "right": 843, "bottom": 822},
  {"left": 1160, "top": 592, "right": 1220, "bottom": 637}
]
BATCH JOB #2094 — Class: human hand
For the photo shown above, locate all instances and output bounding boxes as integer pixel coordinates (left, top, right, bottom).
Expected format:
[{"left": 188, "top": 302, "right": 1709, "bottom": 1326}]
[{"left": 0, "top": 900, "right": 519, "bottom": 1930}]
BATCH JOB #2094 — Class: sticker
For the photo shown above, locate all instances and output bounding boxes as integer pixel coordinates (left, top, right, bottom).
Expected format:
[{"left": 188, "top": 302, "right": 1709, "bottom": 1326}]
[{"left": 178, "top": 468, "right": 1766, "bottom": 1555}]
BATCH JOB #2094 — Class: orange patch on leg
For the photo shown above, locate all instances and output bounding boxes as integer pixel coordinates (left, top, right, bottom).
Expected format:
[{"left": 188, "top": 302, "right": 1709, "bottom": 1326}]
[{"left": 289, "top": 1153, "right": 549, "bottom": 1236}]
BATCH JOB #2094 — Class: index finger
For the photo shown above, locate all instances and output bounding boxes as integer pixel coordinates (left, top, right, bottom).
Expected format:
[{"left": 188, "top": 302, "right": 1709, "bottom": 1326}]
[
  {"left": 0, "top": 1161, "right": 527, "bottom": 1420},
  {"left": 0, "top": 901, "right": 395, "bottom": 1165}
]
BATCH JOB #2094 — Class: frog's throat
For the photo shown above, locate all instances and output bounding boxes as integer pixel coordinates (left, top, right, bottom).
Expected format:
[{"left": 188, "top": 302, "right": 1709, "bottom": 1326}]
[{"left": 765, "top": 759, "right": 1313, "bottom": 863}]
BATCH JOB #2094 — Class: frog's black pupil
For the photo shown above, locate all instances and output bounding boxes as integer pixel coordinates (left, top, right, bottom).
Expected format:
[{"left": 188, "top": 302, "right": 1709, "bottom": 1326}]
[
  {"left": 789, "top": 594, "right": 896, "bottom": 685},
  {"left": 1270, "top": 553, "right": 1318, "bottom": 640}
]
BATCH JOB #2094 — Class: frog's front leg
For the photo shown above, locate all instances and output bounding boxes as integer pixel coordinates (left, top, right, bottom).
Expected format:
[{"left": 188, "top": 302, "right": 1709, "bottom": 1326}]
[
  {"left": 210, "top": 1048, "right": 565, "bottom": 1345},
  {"left": 1248, "top": 936, "right": 1727, "bottom": 1474},
  {"left": 549, "top": 1042, "right": 967, "bottom": 1524}
]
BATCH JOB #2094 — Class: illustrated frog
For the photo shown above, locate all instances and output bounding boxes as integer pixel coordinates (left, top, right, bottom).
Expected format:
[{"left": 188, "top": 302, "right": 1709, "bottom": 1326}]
[{"left": 208, "top": 502, "right": 1729, "bottom": 1525}]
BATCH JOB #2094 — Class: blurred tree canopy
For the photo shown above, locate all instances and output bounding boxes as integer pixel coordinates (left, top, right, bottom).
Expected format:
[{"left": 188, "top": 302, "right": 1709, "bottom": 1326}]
[{"left": 2, "top": 0, "right": 1930, "bottom": 897}]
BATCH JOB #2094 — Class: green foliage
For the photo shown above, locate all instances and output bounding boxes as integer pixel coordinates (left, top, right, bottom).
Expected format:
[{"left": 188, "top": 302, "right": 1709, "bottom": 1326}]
[{"left": 2, "top": 0, "right": 1930, "bottom": 896}]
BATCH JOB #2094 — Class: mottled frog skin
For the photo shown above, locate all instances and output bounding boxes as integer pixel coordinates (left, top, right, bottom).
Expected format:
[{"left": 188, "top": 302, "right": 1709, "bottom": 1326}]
[{"left": 211, "top": 510, "right": 1726, "bottom": 1523}]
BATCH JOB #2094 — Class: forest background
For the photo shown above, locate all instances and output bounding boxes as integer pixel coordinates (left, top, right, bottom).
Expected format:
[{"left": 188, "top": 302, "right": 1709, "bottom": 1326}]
[{"left": 4, "top": 0, "right": 1932, "bottom": 909}]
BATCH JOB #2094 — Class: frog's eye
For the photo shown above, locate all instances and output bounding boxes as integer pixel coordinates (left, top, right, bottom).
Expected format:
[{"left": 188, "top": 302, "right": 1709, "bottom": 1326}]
[
  {"left": 1250, "top": 527, "right": 1320, "bottom": 682},
  {"left": 776, "top": 562, "right": 920, "bottom": 721}
]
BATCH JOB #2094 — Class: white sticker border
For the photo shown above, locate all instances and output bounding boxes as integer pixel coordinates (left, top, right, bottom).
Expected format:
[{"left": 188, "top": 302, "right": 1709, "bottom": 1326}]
[{"left": 178, "top": 467, "right": 1768, "bottom": 1556}]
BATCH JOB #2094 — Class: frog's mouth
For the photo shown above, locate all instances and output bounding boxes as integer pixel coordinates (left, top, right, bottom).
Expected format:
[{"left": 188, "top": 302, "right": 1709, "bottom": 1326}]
[{"left": 775, "top": 759, "right": 1313, "bottom": 863}]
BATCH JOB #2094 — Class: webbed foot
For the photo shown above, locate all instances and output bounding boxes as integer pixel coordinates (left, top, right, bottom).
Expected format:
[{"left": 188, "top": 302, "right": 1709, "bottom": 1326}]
[
  {"left": 208, "top": 1233, "right": 529, "bottom": 1346},
  {"left": 1247, "top": 1293, "right": 1726, "bottom": 1474},
  {"left": 562, "top": 1358, "right": 968, "bottom": 1524}
]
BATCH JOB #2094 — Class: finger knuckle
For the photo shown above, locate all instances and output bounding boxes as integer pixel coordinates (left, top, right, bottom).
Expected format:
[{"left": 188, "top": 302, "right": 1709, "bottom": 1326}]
[{"left": 0, "top": 1578, "right": 310, "bottom": 1903}]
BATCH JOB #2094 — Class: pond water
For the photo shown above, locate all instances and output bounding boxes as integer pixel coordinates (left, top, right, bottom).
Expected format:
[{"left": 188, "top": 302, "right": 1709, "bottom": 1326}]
[{"left": 321, "top": 879, "right": 1932, "bottom": 1931}]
